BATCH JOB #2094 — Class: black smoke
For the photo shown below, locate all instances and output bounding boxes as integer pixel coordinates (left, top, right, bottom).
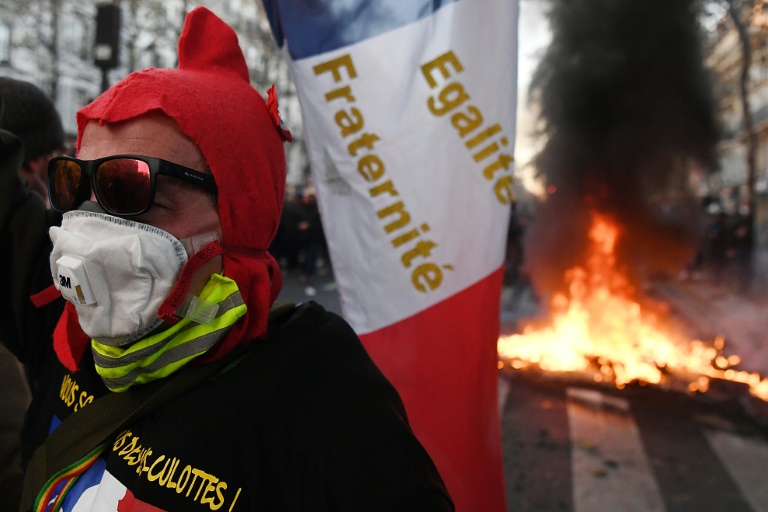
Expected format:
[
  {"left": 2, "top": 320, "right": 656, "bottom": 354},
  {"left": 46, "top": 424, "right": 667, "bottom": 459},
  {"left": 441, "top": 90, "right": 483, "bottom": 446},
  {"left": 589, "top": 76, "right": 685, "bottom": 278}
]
[{"left": 525, "top": 0, "right": 720, "bottom": 298}]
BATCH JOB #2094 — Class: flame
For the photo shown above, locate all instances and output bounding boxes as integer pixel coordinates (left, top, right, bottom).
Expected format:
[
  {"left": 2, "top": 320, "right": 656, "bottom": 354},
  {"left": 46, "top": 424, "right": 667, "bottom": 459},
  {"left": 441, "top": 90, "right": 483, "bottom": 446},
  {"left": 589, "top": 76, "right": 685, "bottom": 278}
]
[{"left": 498, "top": 212, "right": 768, "bottom": 401}]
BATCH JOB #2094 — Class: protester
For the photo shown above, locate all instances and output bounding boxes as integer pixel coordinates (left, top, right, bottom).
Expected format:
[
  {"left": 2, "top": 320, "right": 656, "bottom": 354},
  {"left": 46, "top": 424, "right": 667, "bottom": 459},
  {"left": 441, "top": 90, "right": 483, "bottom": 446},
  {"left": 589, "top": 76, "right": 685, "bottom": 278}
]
[
  {"left": 0, "top": 342, "right": 28, "bottom": 511},
  {"left": 0, "top": 77, "right": 65, "bottom": 204},
  {"left": 0, "top": 79, "right": 62, "bottom": 510},
  {"left": 503, "top": 202, "right": 525, "bottom": 287},
  {"left": 701, "top": 211, "right": 727, "bottom": 283},
  {"left": 2, "top": 8, "right": 452, "bottom": 511},
  {"left": 272, "top": 186, "right": 306, "bottom": 273},
  {"left": 723, "top": 210, "right": 752, "bottom": 293},
  {"left": 297, "top": 187, "right": 324, "bottom": 292}
]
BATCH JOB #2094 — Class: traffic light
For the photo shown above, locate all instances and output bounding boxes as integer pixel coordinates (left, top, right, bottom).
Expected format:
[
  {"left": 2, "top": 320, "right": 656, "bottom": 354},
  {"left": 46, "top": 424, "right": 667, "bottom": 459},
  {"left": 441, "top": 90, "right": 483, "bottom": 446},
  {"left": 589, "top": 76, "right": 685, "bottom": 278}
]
[{"left": 94, "top": 4, "right": 120, "bottom": 70}]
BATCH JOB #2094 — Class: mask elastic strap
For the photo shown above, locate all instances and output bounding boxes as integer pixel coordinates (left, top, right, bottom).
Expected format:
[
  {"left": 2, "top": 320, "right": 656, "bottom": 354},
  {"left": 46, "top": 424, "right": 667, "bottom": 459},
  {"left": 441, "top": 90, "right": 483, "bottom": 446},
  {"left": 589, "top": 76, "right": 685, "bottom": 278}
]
[
  {"left": 157, "top": 241, "right": 269, "bottom": 325},
  {"left": 30, "top": 284, "right": 63, "bottom": 308},
  {"left": 157, "top": 241, "right": 224, "bottom": 324}
]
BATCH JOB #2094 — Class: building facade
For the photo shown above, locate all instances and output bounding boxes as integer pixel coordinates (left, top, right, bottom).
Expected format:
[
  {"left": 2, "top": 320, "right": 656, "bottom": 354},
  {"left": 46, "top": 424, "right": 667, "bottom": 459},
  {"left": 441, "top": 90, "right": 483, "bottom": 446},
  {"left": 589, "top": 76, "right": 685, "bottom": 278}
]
[
  {"left": 0, "top": 0, "right": 308, "bottom": 185},
  {"left": 706, "top": 4, "right": 768, "bottom": 292}
]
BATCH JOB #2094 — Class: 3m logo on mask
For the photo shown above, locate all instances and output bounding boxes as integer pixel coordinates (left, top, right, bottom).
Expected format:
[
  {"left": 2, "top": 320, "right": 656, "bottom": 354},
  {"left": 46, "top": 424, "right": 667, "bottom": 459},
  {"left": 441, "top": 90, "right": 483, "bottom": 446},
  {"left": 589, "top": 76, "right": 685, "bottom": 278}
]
[{"left": 55, "top": 254, "right": 97, "bottom": 305}]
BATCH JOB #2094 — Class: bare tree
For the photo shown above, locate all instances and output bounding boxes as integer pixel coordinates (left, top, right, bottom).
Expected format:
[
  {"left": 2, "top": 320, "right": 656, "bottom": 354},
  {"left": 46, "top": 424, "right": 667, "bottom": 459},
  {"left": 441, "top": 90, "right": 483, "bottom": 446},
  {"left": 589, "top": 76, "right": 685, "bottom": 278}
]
[
  {"left": 5, "top": 0, "right": 63, "bottom": 100},
  {"left": 44, "top": 0, "right": 61, "bottom": 102},
  {"left": 726, "top": 0, "right": 758, "bottom": 218},
  {"left": 708, "top": 0, "right": 768, "bottom": 289}
]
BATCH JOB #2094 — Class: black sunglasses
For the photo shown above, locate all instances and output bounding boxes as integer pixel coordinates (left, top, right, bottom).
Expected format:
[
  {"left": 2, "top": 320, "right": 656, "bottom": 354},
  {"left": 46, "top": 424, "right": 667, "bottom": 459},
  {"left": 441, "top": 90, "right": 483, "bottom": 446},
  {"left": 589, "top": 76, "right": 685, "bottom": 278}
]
[{"left": 48, "top": 154, "right": 218, "bottom": 216}]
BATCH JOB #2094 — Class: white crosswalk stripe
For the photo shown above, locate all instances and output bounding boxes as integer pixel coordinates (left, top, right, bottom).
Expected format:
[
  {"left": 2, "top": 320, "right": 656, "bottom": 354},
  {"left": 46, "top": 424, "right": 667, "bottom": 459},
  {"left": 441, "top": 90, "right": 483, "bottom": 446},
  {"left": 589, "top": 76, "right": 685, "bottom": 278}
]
[
  {"left": 567, "top": 387, "right": 666, "bottom": 512},
  {"left": 705, "top": 429, "right": 768, "bottom": 512}
]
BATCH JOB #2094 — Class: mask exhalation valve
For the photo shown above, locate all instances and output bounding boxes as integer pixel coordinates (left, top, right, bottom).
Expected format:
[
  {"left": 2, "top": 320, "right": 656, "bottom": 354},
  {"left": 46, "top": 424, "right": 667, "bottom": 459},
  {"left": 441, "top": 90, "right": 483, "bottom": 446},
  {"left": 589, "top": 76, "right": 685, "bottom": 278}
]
[{"left": 55, "top": 254, "right": 97, "bottom": 305}]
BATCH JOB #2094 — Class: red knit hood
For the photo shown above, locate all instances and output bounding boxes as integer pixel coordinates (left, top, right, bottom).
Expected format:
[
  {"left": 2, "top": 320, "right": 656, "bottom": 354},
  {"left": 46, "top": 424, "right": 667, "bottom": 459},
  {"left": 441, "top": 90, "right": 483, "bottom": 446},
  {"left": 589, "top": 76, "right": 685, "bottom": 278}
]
[{"left": 76, "top": 7, "right": 290, "bottom": 357}]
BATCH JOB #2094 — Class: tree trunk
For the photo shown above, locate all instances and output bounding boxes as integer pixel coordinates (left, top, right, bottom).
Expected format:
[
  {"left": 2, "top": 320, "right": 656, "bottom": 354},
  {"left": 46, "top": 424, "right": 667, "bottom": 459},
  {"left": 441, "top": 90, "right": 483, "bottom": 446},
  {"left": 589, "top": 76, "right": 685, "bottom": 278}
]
[
  {"left": 47, "top": 0, "right": 61, "bottom": 102},
  {"left": 727, "top": 0, "right": 756, "bottom": 290}
]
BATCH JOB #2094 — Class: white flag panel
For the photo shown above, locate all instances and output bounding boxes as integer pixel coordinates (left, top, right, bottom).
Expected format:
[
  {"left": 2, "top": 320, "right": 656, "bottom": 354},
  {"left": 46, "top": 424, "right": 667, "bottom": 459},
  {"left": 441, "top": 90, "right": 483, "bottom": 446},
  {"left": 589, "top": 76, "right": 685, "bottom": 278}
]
[{"left": 289, "top": 0, "right": 518, "bottom": 334}]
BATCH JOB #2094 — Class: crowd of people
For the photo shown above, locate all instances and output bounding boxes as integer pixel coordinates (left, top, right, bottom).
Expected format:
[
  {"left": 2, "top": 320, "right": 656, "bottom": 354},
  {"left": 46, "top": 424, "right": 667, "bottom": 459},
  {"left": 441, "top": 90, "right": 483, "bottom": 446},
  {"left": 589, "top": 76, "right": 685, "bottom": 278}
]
[
  {"left": 689, "top": 209, "right": 754, "bottom": 292},
  {"left": 270, "top": 184, "right": 331, "bottom": 295}
]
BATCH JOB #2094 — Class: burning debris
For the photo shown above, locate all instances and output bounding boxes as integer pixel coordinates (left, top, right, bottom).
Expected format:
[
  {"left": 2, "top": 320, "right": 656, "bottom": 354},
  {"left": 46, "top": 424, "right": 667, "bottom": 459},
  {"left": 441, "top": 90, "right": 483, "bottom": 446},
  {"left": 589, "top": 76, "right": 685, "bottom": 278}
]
[
  {"left": 499, "top": 0, "right": 768, "bottom": 402},
  {"left": 498, "top": 214, "right": 768, "bottom": 401}
]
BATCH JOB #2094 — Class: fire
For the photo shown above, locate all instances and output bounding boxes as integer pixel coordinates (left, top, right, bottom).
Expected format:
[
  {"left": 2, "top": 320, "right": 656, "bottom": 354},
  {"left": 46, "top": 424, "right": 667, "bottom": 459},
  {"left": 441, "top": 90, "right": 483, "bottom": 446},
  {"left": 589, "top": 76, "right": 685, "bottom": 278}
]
[{"left": 497, "top": 212, "right": 768, "bottom": 401}]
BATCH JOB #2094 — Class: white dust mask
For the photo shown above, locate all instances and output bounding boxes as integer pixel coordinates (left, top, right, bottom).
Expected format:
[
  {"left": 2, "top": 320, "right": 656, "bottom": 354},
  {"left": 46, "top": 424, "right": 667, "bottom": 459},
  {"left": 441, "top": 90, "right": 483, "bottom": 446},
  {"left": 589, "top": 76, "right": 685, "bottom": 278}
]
[{"left": 49, "top": 210, "right": 188, "bottom": 346}]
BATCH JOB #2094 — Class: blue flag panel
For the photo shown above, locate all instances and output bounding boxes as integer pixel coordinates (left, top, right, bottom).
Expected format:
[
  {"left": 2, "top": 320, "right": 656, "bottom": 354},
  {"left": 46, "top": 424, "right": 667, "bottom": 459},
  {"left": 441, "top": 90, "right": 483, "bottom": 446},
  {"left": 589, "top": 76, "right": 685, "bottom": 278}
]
[{"left": 263, "top": 0, "right": 460, "bottom": 59}]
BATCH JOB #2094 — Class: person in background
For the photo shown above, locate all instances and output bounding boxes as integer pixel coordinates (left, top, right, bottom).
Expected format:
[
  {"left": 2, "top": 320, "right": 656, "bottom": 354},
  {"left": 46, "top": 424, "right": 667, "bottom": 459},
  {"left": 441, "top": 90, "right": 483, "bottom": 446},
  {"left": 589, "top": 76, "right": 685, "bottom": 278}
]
[
  {"left": 272, "top": 186, "right": 306, "bottom": 273},
  {"left": 705, "top": 211, "right": 730, "bottom": 285},
  {"left": 2, "top": 8, "right": 453, "bottom": 511},
  {"left": 0, "top": 77, "right": 66, "bottom": 205},
  {"left": 297, "top": 186, "right": 324, "bottom": 296},
  {"left": 0, "top": 77, "right": 64, "bottom": 511}
]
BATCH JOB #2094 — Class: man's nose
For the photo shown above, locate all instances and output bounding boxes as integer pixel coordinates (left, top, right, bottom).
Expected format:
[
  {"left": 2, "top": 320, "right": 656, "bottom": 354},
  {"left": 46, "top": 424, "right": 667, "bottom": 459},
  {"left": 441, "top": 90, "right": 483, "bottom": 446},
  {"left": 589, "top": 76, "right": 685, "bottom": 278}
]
[{"left": 78, "top": 200, "right": 107, "bottom": 214}]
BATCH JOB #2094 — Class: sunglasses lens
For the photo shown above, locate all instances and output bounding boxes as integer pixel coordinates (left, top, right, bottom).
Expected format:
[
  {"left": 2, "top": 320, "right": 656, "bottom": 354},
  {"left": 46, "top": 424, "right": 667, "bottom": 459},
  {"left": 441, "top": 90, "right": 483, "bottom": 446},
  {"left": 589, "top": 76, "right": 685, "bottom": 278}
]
[
  {"left": 49, "top": 159, "right": 83, "bottom": 212},
  {"left": 94, "top": 159, "right": 152, "bottom": 215}
]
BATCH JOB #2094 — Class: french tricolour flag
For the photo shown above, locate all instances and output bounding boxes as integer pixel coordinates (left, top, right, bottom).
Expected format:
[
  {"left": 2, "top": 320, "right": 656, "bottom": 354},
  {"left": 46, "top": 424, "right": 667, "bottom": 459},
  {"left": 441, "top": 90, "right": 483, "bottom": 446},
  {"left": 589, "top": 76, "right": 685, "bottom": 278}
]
[
  {"left": 58, "top": 460, "right": 164, "bottom": 511},
  {"left": 264, "top": 1, "right": 518, "bottom": 510}
]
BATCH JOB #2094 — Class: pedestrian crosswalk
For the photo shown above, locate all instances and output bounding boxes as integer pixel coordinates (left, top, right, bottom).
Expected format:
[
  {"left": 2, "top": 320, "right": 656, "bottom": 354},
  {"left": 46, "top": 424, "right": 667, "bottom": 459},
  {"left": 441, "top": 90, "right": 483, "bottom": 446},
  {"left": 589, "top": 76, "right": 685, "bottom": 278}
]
[{"left": 500, "top": 375, "right": 768, "bottom": 512}]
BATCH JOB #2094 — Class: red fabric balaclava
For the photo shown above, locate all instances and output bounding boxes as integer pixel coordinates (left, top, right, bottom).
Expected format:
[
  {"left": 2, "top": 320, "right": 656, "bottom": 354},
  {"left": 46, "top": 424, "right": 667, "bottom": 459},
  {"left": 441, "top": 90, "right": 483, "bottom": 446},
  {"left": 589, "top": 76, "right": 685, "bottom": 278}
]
[{"left": 75, "top": 7, "right": 291, "bottom": 360}]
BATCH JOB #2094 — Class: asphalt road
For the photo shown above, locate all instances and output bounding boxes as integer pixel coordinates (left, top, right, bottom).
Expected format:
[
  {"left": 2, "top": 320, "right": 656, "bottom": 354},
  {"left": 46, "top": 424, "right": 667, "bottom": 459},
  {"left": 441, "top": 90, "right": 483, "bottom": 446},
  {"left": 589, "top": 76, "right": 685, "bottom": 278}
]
[
  {"left": 275, "top": 268, "right": 342, "bottom": 313},
  {"left": 500, "top": 373, "right": 768, "bottom": 512}
]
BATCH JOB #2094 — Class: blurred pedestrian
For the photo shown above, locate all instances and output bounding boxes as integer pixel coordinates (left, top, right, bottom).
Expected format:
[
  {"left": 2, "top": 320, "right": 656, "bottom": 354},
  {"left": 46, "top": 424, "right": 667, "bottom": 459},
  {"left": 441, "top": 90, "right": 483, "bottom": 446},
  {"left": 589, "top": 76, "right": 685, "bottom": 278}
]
[
  {"left": 274, "top": 186, "right": 305, "bottom": 272},
  {"left": 705, "top": 211, "right": 729, "bottom": 284},
  {"left": 0, "top": 77, "right": 66, "bottom": 205},
  {"left": 0, "top": 78, "right": 63, "bottom": 510},
  {"left": 298, "top": 187, "right": 324, "bottom": 295},
  {"left": 729, "top": 210, "right": 753, "bottom": 293},
  {"left": 504, "top": 202, "right": 524, "bottom": 287}
]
